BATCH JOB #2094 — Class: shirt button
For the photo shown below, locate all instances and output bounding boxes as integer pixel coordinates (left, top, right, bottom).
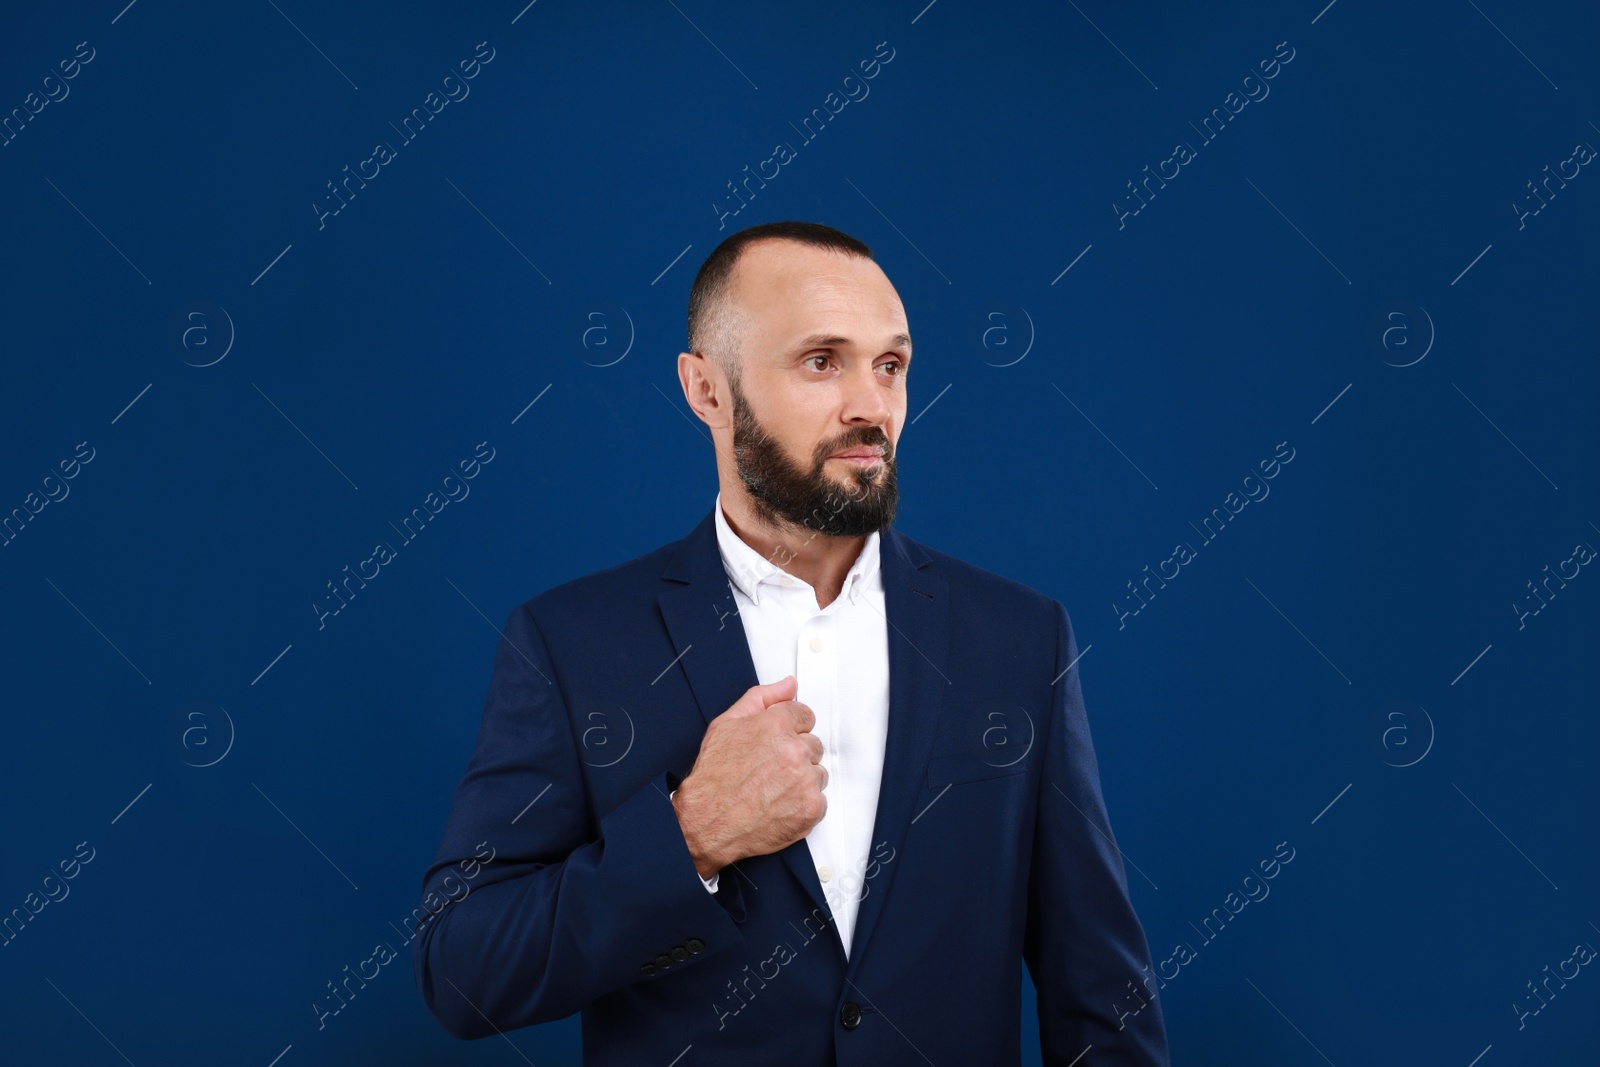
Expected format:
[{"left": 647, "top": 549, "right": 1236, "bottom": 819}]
[
  {"left": 809, "top": 636, "right": 824, "bottom": 653},
  {"left": 818, "top": 865, "right": 833, "bottom": 882},
  {"left": 780, "top": 575, "right": 794, "bottom": 587}
]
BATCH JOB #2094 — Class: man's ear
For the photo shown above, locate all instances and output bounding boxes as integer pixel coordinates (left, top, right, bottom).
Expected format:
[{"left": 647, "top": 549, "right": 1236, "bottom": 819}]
[{"left": 678, "top": 351, "right": 731, "bottom": 430}]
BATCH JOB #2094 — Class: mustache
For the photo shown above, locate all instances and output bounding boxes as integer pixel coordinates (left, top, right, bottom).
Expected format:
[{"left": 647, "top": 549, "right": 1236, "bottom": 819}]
[{"left": 815, "top": 428, "right": 892, "bottom": 464}]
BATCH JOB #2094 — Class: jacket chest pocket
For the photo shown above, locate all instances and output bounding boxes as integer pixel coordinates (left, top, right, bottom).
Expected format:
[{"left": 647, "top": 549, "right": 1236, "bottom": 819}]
[{"left": 925, "top": 753, "right": 1028, "bottom": 788}]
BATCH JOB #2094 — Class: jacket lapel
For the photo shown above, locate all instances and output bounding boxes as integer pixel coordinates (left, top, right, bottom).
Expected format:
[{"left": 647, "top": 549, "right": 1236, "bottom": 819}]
[
  {"left": 655, "top": 506, "right": 951, "bottom": 970},
  {"left": 843, "top": 524, "right": 948, "bottom": 975}
]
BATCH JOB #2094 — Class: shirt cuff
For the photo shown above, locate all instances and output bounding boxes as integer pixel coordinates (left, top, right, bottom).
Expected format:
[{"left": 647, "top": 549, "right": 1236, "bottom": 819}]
[{"left": 669, "top": 789, "right": 719, "bottom": 894}]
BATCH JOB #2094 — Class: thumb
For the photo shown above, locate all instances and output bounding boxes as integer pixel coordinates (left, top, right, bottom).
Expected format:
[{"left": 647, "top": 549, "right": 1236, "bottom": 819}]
[{"left": 721, "top": 675, "right": 797, "bottom": 718}]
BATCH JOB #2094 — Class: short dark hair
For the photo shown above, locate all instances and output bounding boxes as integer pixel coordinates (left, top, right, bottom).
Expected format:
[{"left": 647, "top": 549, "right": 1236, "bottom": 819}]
[{"left": 686, "top": 221, "right": 873, "bottom": 376}]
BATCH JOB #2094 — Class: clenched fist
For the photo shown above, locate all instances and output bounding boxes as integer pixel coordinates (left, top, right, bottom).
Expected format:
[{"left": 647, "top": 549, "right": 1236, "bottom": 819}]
[{"left": 671, "top": 675, "right": 827, "bottom": 879}]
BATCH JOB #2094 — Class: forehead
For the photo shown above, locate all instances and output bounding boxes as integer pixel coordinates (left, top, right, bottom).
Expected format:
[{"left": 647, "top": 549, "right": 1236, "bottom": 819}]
[{"left": 727, "top": 240, "right": 907, "bottom": 342}]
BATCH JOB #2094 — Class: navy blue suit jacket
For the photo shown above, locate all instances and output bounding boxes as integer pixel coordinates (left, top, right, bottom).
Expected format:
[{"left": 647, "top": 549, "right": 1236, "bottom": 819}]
[{"left": 412, "top": 505, "right": 1170, "bottom": 1065}]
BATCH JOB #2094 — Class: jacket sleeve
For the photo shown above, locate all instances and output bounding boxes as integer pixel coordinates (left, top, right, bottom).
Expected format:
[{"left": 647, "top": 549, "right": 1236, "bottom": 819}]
[
  {"left": 411, "top": 600, "right": 748, "bottom": 1039},
  {"left": 1023, "top": 599, "right": 1171, "bottom": 1064}
]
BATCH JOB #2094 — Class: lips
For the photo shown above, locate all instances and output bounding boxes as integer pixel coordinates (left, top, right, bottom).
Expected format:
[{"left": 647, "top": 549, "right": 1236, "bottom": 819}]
[{"left": 830, "top": 447, "right": 885, "bottom": 461}]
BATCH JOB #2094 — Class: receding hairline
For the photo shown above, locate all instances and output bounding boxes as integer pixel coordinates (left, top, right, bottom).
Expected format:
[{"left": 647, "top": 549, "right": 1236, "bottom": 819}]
[{"left": 686, "top": 222, "right": 876, "bottom": 374}]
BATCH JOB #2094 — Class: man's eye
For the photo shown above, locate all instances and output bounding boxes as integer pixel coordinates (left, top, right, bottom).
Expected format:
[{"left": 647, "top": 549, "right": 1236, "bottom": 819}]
[
  {"left": 879, "top": 359, "right": 904, "bottom": 375},
  {"left": 806, "top": 355, "right": 830, "bottom": 371}
]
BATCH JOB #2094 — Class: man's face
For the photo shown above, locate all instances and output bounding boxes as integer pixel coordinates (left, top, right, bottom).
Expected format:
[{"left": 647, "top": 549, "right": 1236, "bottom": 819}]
[
  {"left": 719, "top": 241, "right": 911, "bottom": 538},
  {"left": 730, "top": 371, "right": 898, "bottom": 537}
]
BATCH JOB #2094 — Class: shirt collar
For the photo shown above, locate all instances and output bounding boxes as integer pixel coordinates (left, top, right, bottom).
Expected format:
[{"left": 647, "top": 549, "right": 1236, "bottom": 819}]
[{"left": 713, "top": 490, "right": 881, "bottom": 607}]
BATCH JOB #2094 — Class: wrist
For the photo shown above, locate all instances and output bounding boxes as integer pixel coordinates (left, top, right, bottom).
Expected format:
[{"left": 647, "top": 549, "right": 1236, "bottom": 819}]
[{"left": 671, "top": 783, "right": 723, "bottom": 879}]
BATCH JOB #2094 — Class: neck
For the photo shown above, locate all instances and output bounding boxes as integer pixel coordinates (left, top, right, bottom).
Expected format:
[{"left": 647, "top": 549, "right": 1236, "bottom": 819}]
[{"left": 719, "top": 481, "right": 868, "bottom": 609}]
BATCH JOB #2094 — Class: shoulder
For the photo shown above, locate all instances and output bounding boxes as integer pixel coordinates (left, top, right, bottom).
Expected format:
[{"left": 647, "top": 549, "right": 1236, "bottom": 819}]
[
  {"left": 889, "top": 526, "right": 1066, "bottom": 623},
  {"left": 517, "top": 536, "right": 684, "bottom": 625}
]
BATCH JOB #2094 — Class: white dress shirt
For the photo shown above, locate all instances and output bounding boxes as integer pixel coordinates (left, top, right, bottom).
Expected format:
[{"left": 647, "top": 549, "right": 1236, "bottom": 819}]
[{"left": 689, "top": 491, "right": 891, "bottom": 961}]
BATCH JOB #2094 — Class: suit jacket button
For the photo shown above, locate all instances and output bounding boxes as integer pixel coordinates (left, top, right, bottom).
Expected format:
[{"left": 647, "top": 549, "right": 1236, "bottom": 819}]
[
  {"left": 654, "top": 954, "right": 673, "bottom": 970},
  {"left": 670, "top": 945, "right": 689, "bottom": 962},
  {"left": 640, "top": 963, "right": 657, "bottom": 977},
  {"left": 685, "top": 938, "right": 706, "bottom": 954},
  {"left": 840, "top": 1001, "right": 862, "bottom": 1030}
]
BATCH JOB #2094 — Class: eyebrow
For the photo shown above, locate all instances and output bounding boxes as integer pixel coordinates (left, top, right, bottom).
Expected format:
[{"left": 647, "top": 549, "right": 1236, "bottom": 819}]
[{"left": 794, "top": 332, "right": 912, "bottom": 352}]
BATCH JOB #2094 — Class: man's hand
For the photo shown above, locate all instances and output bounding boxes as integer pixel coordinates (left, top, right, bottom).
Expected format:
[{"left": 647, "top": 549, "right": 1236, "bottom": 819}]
[{"left": 671, "top": 675, "right": 827, "bottom": 880}]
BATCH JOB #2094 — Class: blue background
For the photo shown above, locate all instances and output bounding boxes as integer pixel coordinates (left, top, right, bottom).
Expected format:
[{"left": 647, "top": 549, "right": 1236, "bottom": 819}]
[{"left": 2, "top": 1, "right": 1595, "bottom": 1064}]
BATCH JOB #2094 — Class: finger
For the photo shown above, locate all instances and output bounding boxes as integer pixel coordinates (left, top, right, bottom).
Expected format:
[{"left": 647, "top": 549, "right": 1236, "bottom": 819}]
[
  {"left": 804, "top": 734, "right": 824, "bottom": 764},
  {"left": 721, "top": 675, "right": 798, "bottom": 719},
  {"left": 784, "top": 700, "right": 816, "bottom": 734},
  {"left": 758, "top": 674, "right": 798, "bottom": 707}
]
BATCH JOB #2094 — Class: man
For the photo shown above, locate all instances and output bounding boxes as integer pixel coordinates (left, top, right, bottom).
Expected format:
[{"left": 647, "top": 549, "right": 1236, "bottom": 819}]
[{"left": 411, "top": 221, "right": 1170, "bottom": 1064}]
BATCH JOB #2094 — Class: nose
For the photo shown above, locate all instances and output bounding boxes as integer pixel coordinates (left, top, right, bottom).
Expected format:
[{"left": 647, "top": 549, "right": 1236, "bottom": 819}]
[{"left": 840, "top": 359, "right": 892, "bottom": 428}]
